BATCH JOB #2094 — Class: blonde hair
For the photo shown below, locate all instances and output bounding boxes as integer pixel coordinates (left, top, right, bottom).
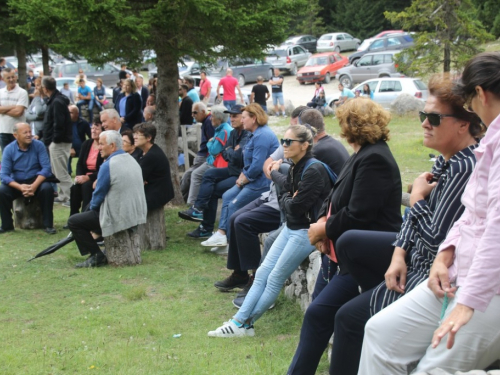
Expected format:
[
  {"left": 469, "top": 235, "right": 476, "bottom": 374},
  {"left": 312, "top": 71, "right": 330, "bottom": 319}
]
[{"left": 241, "top": 103, "right": 268, "bottom": 126}]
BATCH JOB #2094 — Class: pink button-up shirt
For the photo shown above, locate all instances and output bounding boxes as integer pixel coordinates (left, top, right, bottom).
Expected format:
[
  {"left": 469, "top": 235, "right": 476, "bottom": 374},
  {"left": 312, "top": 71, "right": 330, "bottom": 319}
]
[{"left": 438, "top": 113, "right": 500, "bottom": 312}]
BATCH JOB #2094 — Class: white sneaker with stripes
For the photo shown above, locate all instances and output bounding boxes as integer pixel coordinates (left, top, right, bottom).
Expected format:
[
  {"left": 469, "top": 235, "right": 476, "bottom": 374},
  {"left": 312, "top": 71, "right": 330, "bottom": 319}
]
[{"left": 207, "top": 319, "right": 254, "bottom": 338}]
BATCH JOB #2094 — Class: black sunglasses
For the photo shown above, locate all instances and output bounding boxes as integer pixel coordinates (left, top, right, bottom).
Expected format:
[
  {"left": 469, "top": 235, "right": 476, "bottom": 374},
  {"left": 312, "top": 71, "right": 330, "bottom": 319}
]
[
  {"left": 419, "top": 111, "right": 456, "bottom": 127},
  {"left": 192, "top": 111, "right": 198, "bottom": 115},
  {"left": 281, "top": 138, "right": 302, "bottom": 147}
]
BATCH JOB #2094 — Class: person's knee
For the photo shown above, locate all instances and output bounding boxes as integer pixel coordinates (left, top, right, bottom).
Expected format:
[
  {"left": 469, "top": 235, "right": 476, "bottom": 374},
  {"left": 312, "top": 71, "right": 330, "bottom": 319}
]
[{"left": 336, "top": 230, "right": 359, "bottom": 260}]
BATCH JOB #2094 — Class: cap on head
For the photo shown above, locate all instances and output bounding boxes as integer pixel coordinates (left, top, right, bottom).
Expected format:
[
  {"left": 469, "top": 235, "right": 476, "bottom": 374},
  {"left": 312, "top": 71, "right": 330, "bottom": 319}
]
[{"left": 224, "top": 104, "right": 245, "bottom": 114}]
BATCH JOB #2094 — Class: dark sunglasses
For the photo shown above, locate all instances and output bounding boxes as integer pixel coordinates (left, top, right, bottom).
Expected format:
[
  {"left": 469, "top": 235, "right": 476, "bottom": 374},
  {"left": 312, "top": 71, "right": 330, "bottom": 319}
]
[
  {"left": 192, "top": 111, "right": 198, "bottom": 115},
  {"left": 281, "top": 138, "right": 302, "bottom": 147},
  {"left": 419, "top": 111, "right": 456, "bottom": 127}
]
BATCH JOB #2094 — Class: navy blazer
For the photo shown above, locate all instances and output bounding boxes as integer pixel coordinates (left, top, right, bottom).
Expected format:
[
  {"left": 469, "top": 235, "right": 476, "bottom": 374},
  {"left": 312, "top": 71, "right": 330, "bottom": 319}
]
[{"left": 114, "top": 92, "right": 143, "bottom": 130}]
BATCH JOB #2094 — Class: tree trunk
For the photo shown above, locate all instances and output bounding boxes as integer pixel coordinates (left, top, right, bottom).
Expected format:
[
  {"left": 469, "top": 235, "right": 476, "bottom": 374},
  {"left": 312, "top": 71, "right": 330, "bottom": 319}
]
[
  {"left": 139, "top": 207, "right": 166, "bottom": 250},
  {"left": 16, "top": 36, "right": 27, "bottom": 91},
  {"left": 154, "top": 33, "right": 184, "bottom": 205},
  {"left": 104, "top": 227, "right": 142, "bottom": 266},
  {"left": 41, "top": 45, "right": 50, "bottom": 76},
  {"left": 14, "top": 197, "right": 44, "bottom": 229}
]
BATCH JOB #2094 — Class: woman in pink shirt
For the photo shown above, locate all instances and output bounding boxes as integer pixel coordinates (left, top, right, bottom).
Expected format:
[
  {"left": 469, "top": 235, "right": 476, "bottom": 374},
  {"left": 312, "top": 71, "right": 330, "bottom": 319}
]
[{"left": 358, "top": 52, "right": 500, "bottom": 374}]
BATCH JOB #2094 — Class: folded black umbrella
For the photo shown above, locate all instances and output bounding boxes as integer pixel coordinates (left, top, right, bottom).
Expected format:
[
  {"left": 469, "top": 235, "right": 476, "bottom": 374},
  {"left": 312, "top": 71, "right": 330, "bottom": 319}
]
[{"left": 27, "top": 232, "right": 74, "bottom": 262}]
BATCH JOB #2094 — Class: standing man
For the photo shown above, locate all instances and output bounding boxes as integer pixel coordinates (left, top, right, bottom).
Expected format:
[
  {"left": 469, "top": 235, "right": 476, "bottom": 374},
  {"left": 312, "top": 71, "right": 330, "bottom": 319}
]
[
  {"left": 199, "top": 71, "right": 212, "bottom": 103},
  {"left": 269, "top": 68, "right": 285, "bottom": 117},
  {"left": 179, "top": 84, "right": 194, "bottom": 125},
  {"left": 217, "top": 68, "right": 244, "bottom": 109},
  {"left": 135, "top": 75, "right": 149, "bottom": 110},
  {"left": 76, "top": 79, "right": 95, "bottom": 124},
  {"left": 183, "top": 76, "right": 200, "bottom": 103},
  {"left": 251, "top": 76, "right": 270, "bottom": 113},
  {"left": 0, "top": 68, "right": 29, "bottom": 153},
  {"left": 119, "top": 64, "right": 128, "bottom": 80},
  {"left": 336, "top": 82, "right": 355, "bottom": 107},
  {"left": 41, "top": 76, "right": 73, "bottom": 204}
]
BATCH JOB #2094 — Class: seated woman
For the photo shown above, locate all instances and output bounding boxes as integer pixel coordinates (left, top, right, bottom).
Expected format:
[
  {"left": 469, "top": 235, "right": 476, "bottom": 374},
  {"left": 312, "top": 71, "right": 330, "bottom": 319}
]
[
  {"left": 307, "top": 82, "right": 325, "bottom": 108},
  {"left": 287, "top": 98, "right": 403, "bottom": 373},
  {"left": 121, "top": 129, "right": 143, "bottom": 161},
  {"left": 114, "top": 79, "right": 143, "bottom": 130},
  {"left": 318, "top": 74, "right": 483, "bottom": 375},
  {"left": 68, "top": 120, "right": 104, "bottom": 217},
  {"left": 357, "top": 52, "right": 500, "bottom": 375},
  {"left": 200, "top": 103, "right": 279, "bottom": 248},
  {"left": 207, "top": 124, "right": 334, "bottom": 337},
  {"left": 361, "top": 83, "right": 373, "bottom": 99},
  {"left": 133, "top": 122, "right": 174, "bottom": 212},
  {"left": 93, "top": 78, "right": 107, "bottom": 112}
]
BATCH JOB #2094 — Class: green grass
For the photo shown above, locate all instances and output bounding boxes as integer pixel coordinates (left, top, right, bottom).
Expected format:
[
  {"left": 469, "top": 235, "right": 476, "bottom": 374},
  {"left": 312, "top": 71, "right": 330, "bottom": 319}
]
[{"left": 0, "top": 113, "right": 430, "bottom": 374}]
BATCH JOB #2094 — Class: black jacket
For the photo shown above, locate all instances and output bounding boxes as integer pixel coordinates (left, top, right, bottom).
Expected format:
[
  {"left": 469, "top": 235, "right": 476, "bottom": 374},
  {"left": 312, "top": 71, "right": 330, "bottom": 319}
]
[
  {"left": 42, "top": 90, "right": 72, "bottom": 145},
  {"left": 73, "top": 118, "right": 91, "bottom": 149},
  {"left": 272, "top": 154, "right": 333, "bottom": 230},
  {"left": 76, "top": 139, "right": 104, "bottom": 181},
  {"left": 319, "top": 140, "right": 402, "bottom": 252},
  {"left": 222, "top": 128, "right": 251, "bottom": 176},
  {"left": 138, "top": 86, "right": 149, "bottom": 110},
  {"left": 114, "top": 92, "right": 143, "bottom": 130},
  {"left": 138, "top": 144, "right": 174, "bottom": 211}
]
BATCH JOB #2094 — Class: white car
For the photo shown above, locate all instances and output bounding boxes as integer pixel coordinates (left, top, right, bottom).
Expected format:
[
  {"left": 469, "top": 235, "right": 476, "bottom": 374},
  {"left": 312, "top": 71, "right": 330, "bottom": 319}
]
[
  {"left": 316, "top": 33, "right": 361, "bottom": 53},
  {"left": 326, "top": 77, "right": 428, "bottom": 109},
  {"left": 55, "top": 77, "right": 114, "bottom": 103}
]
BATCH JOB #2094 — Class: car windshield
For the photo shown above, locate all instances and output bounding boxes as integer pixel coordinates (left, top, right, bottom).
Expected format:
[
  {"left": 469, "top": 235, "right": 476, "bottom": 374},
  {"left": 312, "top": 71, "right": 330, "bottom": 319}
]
[
  {"left": 413, "top": 80, "right": 427, "bottom": 90},
  {"left": 358, "top": 39, "right": 373, "bottom": 51},
  {"left": 319, "top": 35, "right": 332, "bottom": 41},
  {"left": 267, "top": 50, "right": 287, "bottom": 57},
  {"left": 305, "top": 56, "right": 329, "bottom": 66}
]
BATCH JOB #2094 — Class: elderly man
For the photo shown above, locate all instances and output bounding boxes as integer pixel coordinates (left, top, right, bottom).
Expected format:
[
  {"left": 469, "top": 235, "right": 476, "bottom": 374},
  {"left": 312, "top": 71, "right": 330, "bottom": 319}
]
[
  {"left": 179, "top": 101, "right": 215, "bottom": 203},
  {"left": 68, "top": 105, "right": 90, "bottom": 176},
  {"left": 135, "top": 75, "right": 149, "bottom": 110},
  {"left": 0, "top": 123, "right": 56, "bottom": 234},
  {"left": 144, "top": 106, "right": 156, "bottom": 122},
  {"left": 0, "top": 68, "right": 29, "bottom": 153},
  {"left": 68, "top": 130, "right": 147, "bottom": 268},
  {"left": 217, "top": 68, "right": 244, "bottom": 110},
  {"left": 100, "top": 108, "right": 123, "bottom": 133}
]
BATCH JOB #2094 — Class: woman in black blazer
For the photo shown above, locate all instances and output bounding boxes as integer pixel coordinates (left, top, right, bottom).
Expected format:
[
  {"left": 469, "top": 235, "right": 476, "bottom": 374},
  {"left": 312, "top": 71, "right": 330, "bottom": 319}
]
[
  {"left": 115, "top": 79, "right": 143, "bottom": 130},
  {"left": 288, "top": 98, "right": 402, "bottom": 375},
  {"left": 133, "top": 123, "right": 174, "bottom": 211}
]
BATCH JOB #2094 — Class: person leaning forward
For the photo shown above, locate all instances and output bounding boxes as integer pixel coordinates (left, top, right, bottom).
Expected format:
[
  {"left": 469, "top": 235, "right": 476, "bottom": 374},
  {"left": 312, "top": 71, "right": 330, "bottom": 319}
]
[{"left": 68, "top": 130, "right": 147, "bottom": 268}]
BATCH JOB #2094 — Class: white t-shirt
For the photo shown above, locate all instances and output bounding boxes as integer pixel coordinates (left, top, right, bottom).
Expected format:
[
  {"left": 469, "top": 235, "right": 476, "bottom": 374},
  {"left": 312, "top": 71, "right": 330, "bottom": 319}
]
[{"left": 0, "top": 84, "right": 29, "bottom": 134}]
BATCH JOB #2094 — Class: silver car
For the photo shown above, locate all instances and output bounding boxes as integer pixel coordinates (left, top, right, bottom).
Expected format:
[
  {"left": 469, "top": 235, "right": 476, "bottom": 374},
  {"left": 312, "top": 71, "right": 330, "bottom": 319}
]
[
  {"left": 316, "top": 33, "right": 361, "bottom": 53},
  {"left": 55, "top": 77, "right": 114, "bottom": 103},
  {"left": 265, "top": 45, "right": 311, "bottom": 75}
]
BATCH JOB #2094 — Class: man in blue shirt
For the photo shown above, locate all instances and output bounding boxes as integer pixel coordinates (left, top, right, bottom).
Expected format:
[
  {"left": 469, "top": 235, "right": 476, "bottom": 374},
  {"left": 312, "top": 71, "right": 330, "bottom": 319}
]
[
  {"left": 183, "top": 76, "right": 200, "bottom": 104},
  {"left": 76, "top": 79, "right": 94, "bottom": 123},
  {"left": 0, "top": 123, "right": 56, "bottom": 234},
  {"left": 336, "top": 83, "right": 355, "bottom": 108}
]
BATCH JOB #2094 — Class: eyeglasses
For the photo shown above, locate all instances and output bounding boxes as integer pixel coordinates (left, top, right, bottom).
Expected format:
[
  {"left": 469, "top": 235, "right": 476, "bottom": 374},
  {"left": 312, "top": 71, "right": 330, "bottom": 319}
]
[
  {"left": 418, "top": 111, "right": 456, "bottom": 127},
  {"left": 192, "top": 111, "right": 198, "bottom": 115},
  {"left": 281, "top": 138, "right": 302, "bottom": 146}
]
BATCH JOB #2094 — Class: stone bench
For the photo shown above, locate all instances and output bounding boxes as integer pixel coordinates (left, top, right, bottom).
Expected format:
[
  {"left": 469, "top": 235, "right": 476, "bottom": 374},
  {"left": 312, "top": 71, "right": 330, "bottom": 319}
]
[{"left": 14, "top": 197, "right": 44, "bottom": 229}]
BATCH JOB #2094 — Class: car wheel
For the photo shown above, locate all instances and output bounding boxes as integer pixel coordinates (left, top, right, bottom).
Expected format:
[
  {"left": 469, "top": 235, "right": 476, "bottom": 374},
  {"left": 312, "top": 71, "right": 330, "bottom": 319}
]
[
  {"left": 339, "top": 75, "right": 352, "bottom": 89},
  {"left": 290, "top": 63, "right": 297, "bottom": 75},
  {"left": 324, "top": 73, "right": 331, "bottom": 84},
  {"left": 329, "top": 100, "right": 338, "bottom": 109},
  {"left": 268, "top": 69, "right": 273, "bottom": 80},
  {"left": 299, "top": 80, "right": 305, "bottom": 85},
  {"left": 335, "top": 46, "right": 341, "bottom": 53},
  {"left": 238, "top": 74, "right": 245, "bottom": 87}
]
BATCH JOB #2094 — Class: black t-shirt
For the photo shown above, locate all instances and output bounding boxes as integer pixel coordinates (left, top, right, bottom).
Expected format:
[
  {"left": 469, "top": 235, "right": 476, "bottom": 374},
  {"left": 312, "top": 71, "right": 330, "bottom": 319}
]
[
  {"left": 252, "top": 84, "right": 269, "bottom": 106},
  {"left": 271, "top": 75, "right": 284, "bottom": 93},
  {"left": 179, "top": 96, "right": 193, "bottom": 125},
  {"left": 119, "top": 70, "right": 127, "bottom": 80},
  {"left": 312, "top": 135, "right": 350, "bottom": 176}
]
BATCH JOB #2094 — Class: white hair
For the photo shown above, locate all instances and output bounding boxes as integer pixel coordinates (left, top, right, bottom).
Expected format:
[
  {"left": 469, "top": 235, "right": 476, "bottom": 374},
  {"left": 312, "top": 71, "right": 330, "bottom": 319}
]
[
  {"left": 210, "top": 104, "right": 229, "bottom": 123},
  {"left": 193, "top": 101, "right": 207, "bottom": 113},
  {"left": 100, "top": 108, "right": 120, "bottom": 120},
  {"left": 100, "top": 130, "right": 123, "bottom": 149}
]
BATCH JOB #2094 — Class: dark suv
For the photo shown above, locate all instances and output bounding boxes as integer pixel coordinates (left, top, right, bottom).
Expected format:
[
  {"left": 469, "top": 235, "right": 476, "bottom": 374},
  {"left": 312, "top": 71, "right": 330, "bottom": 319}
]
[
  {"left": 348, "top": 34, "right": 413, "bottom": 64},
  {"left": 282, "top": 35, "right": 318, "bottom": 53}
]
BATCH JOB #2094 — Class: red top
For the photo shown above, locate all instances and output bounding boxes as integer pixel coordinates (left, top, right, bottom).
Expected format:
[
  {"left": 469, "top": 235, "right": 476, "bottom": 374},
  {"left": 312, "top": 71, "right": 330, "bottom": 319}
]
[
  {"left": 200, "top": 79, "right": 212, "bottom": 97},
  {"left": 86, "top": 143, "right": 99, "bottom": 174},
  {"left": 219, "top": 76, "right": 239, "bottom": 101}
]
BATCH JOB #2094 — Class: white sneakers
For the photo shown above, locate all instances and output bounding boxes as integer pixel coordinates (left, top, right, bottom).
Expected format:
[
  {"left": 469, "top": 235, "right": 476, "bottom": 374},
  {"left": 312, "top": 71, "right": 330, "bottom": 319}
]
[
  {"left": 207, "top": 319, "right": 255, "bottom": 338},
  {"left": 210, "top": 245, "right": 229, "bottom": 255},
  {"left": 201, "top": 231, "right": 228, "bottom": 247}
]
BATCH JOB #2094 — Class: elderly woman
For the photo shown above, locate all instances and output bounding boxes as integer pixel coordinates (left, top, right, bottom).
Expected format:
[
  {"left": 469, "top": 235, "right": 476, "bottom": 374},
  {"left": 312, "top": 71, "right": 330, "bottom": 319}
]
[
  {"left": 114, "top": 78, "right": 143, "bottom": 130},
  {"left": 306, "top": 74, "right": 483, "bottom": 375},
  {"left": 121, "top": 129, "right": 143, "bottom": 161},
  {"left": 287, "top": 98, "right": 403, "bottom": 372},
  {"left": 357, "top": 52, "right": 500, "bottom": 375},
  {"left": 185, "top": 104, "right": 233, "bottom": 205},
  {"left": 201, "top": 103, "right": 279, "bottom": 247},
  {"left": 132, "top": 123, "right": 174, "bottom": 211},
  {"left": 208, "top": 124, "right": 334, "bottom": 337}
]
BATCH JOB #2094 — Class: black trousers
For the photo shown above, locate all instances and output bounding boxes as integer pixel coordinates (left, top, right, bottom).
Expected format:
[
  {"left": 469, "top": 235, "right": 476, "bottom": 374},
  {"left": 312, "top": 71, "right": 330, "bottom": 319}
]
[
  {"left": 69, "top": 181, "right": 94, "bottom": 216},
  {"left": 0, "top": 181, "right": 54, "bottom": 230},
  {"left": 67, "top": 210, "right": 103, "bottom": 256},
  {"left": 287, "top": 230, "right": 396, "bottom": 375},
  {"left": 226, "top": 197, "right": 281, "bottom": 272}
]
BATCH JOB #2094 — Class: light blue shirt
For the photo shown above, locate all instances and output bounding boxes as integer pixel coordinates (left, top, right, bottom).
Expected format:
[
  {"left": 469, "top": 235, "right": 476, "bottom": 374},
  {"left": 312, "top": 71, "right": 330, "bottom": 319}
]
[
  {"left": 78, "top": 85, "right": 94, "bottom": 100},
  {"left": 341, "top": 88, "right": 355, "bottom": 99}
]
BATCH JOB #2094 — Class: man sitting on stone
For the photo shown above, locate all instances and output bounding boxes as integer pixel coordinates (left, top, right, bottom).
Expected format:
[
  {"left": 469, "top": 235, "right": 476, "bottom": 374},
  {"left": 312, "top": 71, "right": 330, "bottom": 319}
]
[
  {"left": 68, "top": 130, "right": 147, "bottom": 268},
  {"left": 76, "top": 79, "right": 95, "bottom": 124},
  {"left": 0, "top": 123, "right": 56, "bottom": 234}
]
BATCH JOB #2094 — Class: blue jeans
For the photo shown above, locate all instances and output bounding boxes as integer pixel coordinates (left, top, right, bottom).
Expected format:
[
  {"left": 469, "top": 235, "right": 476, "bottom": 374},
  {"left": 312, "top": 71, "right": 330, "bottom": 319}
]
[
  {"left": 77, "top": 99, "right": 94, "bottom": 123},
  {"left": 223, "top": 100, "right": 236, "bottom": 110},
  {"left": 195, "top": 168, "right": 232, "bottom": 209},
  {"left": 0, "top": 133, "right": 15, "bottom": 154},
  {"left": 234, "top": 225, "right": 315, "bottom": 324},
  {"left": 258, "top": 104, "right": 268, "bottom": 113},
  {"left": 272, "top": 92, "right": 284, "bottom": 106}
]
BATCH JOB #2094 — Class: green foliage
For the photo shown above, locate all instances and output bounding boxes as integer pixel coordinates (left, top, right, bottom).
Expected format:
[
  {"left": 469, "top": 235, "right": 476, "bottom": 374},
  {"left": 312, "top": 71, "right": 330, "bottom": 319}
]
[
  {"left": 287, "top": 0, "right": 327, "bottom": 38},
  {"left": 474, "top": 0, "right": 500, "bottom": 38}
]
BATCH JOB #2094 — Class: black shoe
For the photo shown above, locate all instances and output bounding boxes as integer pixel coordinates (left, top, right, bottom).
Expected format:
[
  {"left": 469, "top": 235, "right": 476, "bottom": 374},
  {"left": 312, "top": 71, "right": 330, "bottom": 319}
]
[
  {"left": 44, "top": 227, "right": 57, "bottom": 234},
  {"left": 0, "top": 227, "right": 14, "bottom": 234},
  {"left": 178, "top": 206, "right": 204, "bottom": 222},
  {"left": 214, "top": 272, "right": 249, "bottom": 292},
  {"left": 75, "top": 253, "right": 108, "bottom": 268},
  {"left": 187, "top": 225, "right": 212, "bottom": 239},
  {"left": 63, "top": 224, "right": 69, "bottom": 230}
]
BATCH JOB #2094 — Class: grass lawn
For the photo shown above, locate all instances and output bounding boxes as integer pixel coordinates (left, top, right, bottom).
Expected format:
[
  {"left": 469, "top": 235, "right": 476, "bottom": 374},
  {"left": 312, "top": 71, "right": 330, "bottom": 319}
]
[{"left": 0, "top": 113, "right": 429, "bottom": 374}]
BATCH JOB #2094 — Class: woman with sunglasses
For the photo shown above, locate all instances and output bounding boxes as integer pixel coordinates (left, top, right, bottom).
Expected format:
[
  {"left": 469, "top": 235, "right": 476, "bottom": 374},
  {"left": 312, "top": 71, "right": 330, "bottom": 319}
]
[
  {"left": 288, "top": 98, "right": 403, "bottom": 374},
  {"left": 207, "top": 123, "right": 334, "bottom": 337},
  {"left": 357, "top": 53, "right": 500, "bottom": 374},
  {"left": 314, "top": 74, "right": 482, "bottom": 375}
]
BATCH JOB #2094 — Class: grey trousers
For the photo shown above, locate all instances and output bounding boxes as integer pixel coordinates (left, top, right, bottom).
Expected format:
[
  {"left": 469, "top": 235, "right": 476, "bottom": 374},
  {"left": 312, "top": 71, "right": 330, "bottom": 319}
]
[
  {"left": 180, "top": 155, "right": 207, "bottom": 203},
  {"left": 49, "top": 142, "right": 72, "bottom": 201},
  {"left": 187, "top": 162, "right": 213, "bottom": 205}
]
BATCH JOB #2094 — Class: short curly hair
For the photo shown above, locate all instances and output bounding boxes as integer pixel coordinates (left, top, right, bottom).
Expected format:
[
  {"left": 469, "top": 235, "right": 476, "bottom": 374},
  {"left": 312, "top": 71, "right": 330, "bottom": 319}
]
[{"left": 336, "top": 98, "right": 391, "bottom": 146}]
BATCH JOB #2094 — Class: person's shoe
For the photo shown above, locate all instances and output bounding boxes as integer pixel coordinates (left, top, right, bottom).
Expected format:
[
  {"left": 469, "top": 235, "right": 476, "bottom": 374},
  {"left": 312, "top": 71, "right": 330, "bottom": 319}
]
[
  {"left": 75, "top": 252, "right": 108, "bottom": 268},
  {"left": 61, "top": 201, "right": 71, "bottom": 208},
  {"left": 54, "top": 197, "right": 68, "bottom": 204},
  {"left": 214, "top": 272, "right": 249, "bottom": 292},
  {"left": 207, "top": 319, "right": 251, "bottom": 338},
  {"left": 201, "top": 231, "right": 227, "bottom": 247},
  {"left": 187, "top": 225, "right": 212, "bottom": 239},
  {"left": 0, "top": 227, "right": 14, "bottom": 234},
  {"left": 210, "top": 245, "right": 228, "bottom": 255},
  {"left": 44, "top": 227, "right": 57, "bottom": 234},
  {"left": 63, "top": 224, "right": 69, "bottom": 230},
  {"left": 178, "top": 206, "right": 203, "bottom": 222}
]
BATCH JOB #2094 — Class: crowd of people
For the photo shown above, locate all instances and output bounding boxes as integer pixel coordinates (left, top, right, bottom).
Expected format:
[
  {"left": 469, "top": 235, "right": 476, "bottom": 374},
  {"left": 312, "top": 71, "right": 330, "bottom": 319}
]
[{"left": 1, "top": 51, "right": 500, "bottom": 374}]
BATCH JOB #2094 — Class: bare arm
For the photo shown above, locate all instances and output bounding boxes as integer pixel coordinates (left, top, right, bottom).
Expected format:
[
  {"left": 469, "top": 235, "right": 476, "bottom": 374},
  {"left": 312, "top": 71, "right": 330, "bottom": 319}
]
[
  {"left": 250, "top": 92, "right": 255, "bottom": 103},
  {"left": 216, "top": 83, "right": 222, "bottom": 99},
  {"left": 237, "top": 85, "right": 244, "bottom": 102},
  {"left": 0, "top": 105, "right": 25, "bottom": 117}
]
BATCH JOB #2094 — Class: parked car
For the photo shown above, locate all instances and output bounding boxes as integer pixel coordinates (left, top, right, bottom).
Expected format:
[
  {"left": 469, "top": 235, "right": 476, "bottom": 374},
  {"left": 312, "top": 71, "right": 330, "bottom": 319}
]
[
  {"left": 326, "top": 77, "right": 428, "bottom": 109},
  {"left": 372, "top": 30, "right": 404, "bottom": 38},
  {"left": 282, "top": 35, "right": 317, "bottom": 53},
  {"left": 55, "top": 77, "right": 114, "bottom": 103},
  {"left": 336, "top": 51, "right": 404, "bottom": 88},
  {"left": 52, "top": 60, "right": 124, "bottom": 87},
  {"left": 265, "top": 45, "right": 311, "bottom": 75},
  {"left": 296, "top": 52, "right": 349, "bottom": 84},
  {"left": 191, "top": 75, "right": 251, "bottom": 106},
  {"left": 4, "top": 56, "right": 18, "bottom": 69},
  {"left": 316, "top": 33, "right": 361, "bottom": 53},
  {"left": 349, "top": 34, "right": 414, "bottom": 64},
  {"left": 207, "top": 58, "right": 273, "bottom": 87}
]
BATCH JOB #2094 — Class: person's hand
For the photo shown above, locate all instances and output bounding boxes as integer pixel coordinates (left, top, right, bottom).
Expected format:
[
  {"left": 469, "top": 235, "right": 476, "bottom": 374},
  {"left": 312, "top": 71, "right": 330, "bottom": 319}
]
[
  {"left": 92, "top": 179, "right": 97, "bottom": 189},
  {"left": 33, "top": 135, "right": 39, "bottom": 140},
  {"left": 269, "top": 159, "right": 282, "bottom": 173},
  {"left": 75, "top": 175, "right": 90, "bottom": 184},
  {"left": 428, "top": 253, "right": 457, "bottom": 299},
  {"left": 293, "top": 190, "right": 299, "bottom": 198},
  {"left": 234, "top": 145, "right": 240, "bottom": 151},
  {"left": 20, "top": 184, "right": 33, "bottom": 197},
  {"left": 431, "top": 303, "right": 474, "bottom": 349},
  {"left": 70, "top": 148, "right": 76, "bottom": 157},
  {"left": 410, "top": 172, "right": 437, "bottom": 206},
  {"left": 385, "top": 248, "right": 408, "bottom": 294},
  {"left": 308, "top": 221, "right": 327, "bottom": 246}
]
